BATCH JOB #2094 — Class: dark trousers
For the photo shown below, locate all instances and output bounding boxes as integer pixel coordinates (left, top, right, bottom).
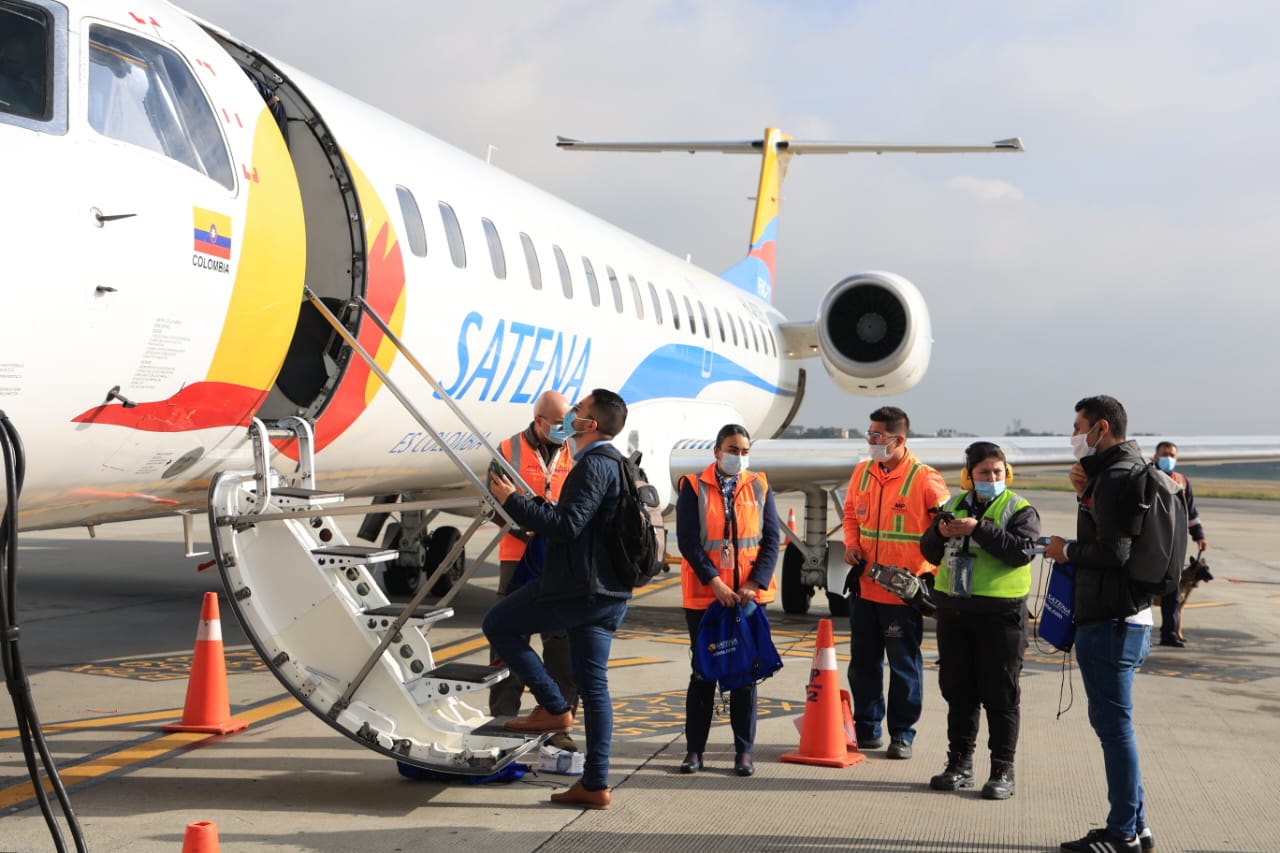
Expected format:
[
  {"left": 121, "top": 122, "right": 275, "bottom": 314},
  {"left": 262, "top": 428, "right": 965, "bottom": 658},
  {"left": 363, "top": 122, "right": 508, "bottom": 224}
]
[
  {"left": 1159, "top": 589, "right": 1180, "bottom": 642},
  {"left": 684, "top": 607, "right": 757, "bottom": 755},
  {"left": 934, "top": 600, "right": 1027, "bottom": 762},
  {"left": 847, "top": 598, "right": 924, "bottom": 743}
]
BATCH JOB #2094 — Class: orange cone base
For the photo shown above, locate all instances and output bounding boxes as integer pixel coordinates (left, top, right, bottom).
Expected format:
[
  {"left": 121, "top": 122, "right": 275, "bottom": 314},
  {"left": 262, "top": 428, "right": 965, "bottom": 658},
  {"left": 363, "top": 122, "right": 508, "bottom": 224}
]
[
  {"left": 181, "top": 820, "right": 221, "bottom": 853},
  {"left": 779, "top": 748, "right": 865, "bottom": 768},
  {"left": 164, "top": 718, "right": 249, "bottom": 735}
]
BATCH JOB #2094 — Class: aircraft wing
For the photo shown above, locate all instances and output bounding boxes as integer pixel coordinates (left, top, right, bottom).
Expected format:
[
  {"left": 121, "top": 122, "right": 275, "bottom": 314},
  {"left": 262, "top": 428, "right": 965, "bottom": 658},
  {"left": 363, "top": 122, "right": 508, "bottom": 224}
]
[{"left": 670, "top": 435, "right": 1280, "bottom": 492}]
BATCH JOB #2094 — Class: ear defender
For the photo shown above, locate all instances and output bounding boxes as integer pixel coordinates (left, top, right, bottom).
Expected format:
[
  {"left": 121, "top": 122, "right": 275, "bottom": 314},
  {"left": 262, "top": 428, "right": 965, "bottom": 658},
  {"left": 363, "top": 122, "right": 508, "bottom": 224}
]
[{"left": 960, "top": 444, "right": 1014, "bottom": 491}]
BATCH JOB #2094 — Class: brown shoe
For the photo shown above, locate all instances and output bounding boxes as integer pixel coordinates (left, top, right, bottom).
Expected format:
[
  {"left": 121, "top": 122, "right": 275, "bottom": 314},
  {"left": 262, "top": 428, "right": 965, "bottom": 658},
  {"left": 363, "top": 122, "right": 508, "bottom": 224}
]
[
  {"left": 549, "top": 780, "right": 611, "bottom": 810},
  {"left": 503, "top": 705, "right": 573, "bottom": 734}
]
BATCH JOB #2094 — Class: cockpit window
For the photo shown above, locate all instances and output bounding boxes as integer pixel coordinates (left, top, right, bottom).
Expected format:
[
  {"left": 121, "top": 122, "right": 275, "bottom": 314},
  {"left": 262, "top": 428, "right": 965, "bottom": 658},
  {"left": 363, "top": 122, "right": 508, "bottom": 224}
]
[
  {"left": 88, "top": 25, "right": 234, "bottom": 189},
  {"left": 0, "top": 2, "right": 50, "bottom": 121}
]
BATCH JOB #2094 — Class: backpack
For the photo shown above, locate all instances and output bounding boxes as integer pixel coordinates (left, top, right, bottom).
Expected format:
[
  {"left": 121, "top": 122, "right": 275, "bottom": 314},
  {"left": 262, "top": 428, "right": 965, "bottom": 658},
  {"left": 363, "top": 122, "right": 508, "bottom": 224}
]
[
  {"left": 593, "top": 449, "right": 668, "bottom": 589},
  {"left": 1111, "top": 460, "right": 1189, "bottom": 596}
]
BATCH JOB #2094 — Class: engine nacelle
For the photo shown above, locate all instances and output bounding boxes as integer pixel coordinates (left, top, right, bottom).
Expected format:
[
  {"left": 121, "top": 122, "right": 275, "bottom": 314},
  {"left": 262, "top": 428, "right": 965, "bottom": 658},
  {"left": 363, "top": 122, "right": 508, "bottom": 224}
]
[{"left": 815, "top": 271, "right": 932, "bottom": 396}]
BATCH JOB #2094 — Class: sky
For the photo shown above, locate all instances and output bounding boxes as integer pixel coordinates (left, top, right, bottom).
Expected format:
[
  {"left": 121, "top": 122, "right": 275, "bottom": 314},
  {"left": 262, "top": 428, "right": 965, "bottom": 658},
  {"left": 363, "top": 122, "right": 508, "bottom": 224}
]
[{"left": 179, "top": 0, "right": 1280, "bottom": 437}]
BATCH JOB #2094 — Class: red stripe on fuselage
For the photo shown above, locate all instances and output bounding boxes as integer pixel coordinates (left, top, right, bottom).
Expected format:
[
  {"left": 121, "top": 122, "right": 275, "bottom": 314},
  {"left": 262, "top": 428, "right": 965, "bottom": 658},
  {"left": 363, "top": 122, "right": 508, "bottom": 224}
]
[{"left": 71, "top": 382, "right": 266, "bottom": 432}]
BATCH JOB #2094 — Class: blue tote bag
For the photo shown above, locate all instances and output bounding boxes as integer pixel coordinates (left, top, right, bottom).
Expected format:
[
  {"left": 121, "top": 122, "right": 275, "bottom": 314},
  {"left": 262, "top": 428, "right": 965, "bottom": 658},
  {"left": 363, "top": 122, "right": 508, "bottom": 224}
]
[
  {"left": 1037, "top": 561, "right": 1076, "bottom": 652},
  {"left": 694, "top": 600, "right": 784, "bottom": 691}
]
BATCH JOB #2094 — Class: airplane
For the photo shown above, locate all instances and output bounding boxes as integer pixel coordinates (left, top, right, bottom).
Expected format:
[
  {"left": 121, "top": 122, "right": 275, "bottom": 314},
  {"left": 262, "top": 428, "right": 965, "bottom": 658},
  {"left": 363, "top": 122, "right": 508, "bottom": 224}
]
[{"left": 3, "top": 0, "right": 1277, "bottom": 776}]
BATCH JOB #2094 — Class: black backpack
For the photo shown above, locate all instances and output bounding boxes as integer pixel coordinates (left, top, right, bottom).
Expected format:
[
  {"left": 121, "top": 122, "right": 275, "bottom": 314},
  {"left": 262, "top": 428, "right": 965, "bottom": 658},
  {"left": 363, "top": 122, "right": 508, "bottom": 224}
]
[
  {"left": 1112, "top": 460, "right": 1189, "bottom": 596},
  {"left": 593, "top": 449, "right": 667, "bottom": 589}
]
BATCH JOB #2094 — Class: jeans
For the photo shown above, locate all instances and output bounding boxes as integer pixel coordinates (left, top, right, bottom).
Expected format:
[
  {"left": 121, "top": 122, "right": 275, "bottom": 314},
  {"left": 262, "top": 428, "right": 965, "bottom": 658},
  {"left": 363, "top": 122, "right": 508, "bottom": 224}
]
[
  {"left": 1075, "top": 619, "right": 1151, "bottom": 839},
  {"left": 489, "top": 561, "right": 578, "bottom": 717},
  {"left": 847, "top": 597, "right": 923, "bottom": 743},
  {"left": 482, "top": 583, "right": 628, "bottom": 791}
]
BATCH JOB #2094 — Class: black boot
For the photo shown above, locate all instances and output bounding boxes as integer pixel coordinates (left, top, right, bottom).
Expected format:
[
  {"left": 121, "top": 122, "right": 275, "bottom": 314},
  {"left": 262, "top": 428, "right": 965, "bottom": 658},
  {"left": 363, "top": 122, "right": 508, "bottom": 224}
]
[
  {"left": 929, "top": 751, "right": 974, "bottom": 791},
  {"left": 981, "top": 759, "right": 1015, "bottom": 800}
]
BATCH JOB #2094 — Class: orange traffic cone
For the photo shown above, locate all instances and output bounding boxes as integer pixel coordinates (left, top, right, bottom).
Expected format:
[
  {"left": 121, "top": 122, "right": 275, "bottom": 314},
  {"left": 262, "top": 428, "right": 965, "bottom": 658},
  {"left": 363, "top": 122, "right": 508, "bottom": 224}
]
[
  {"left": 787, "top": 507, "right": 798, "bottom": 533},
  {"left": 181, "top": 821, "right": 220, "bottom": 853},
  {"left": 165, "top": 592, "right": 248, "bottom": 735},
  {"left": 781, "top": 618, "right": 864, "bottom": 767}
]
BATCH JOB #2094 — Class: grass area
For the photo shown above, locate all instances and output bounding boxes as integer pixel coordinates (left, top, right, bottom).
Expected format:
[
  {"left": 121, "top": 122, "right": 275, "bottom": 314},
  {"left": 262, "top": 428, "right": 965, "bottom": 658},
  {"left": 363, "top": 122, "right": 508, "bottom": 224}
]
[{"left": 1012, "top": 468, "right": 1280, "bottom": 501}]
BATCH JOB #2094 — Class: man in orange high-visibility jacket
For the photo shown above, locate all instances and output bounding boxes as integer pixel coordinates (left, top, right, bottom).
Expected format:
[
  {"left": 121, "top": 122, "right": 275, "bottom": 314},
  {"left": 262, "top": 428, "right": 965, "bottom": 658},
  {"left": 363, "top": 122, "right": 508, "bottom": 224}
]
[
  {"left": 841, "top": 405, "right": 949, "bottom": 761},
  {"left": 488, "top": 390, "right": 578, "bottom": 746}
]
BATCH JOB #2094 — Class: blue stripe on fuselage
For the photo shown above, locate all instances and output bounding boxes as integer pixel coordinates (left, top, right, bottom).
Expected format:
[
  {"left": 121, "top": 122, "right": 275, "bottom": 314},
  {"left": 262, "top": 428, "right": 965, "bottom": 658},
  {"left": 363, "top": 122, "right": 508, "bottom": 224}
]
[{"left": 616, "top": 344, "right": 792, "bottom": 405}]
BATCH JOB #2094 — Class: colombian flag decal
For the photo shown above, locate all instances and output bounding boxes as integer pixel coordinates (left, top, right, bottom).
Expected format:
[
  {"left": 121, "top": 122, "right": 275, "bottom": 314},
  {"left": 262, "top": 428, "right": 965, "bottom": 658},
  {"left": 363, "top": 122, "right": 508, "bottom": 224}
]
[{"left": 193, "top": 207, "right": 232, "bottom": 259}]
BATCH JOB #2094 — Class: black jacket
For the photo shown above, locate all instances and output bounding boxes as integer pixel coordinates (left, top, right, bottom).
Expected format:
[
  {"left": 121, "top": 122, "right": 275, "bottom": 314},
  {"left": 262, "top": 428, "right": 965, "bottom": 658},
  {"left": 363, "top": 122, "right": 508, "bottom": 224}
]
[
  {"left": 1072, "top": 440, "right": 1150, "bottom": 623},
  {"left": 501, "top": 442, "right": 630, "bottom": 604}
]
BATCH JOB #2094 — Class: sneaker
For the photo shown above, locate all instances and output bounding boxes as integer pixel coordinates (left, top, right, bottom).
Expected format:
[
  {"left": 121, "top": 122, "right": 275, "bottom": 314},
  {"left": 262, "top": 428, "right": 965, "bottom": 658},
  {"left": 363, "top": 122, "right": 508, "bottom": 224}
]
[
  {"left": 1060, "top": 828, "right": 1140, "bottom": 852},
  {"left": 858, "top": 732, "right": 884, "bottom": 750},
  {"left": 1137, "top": 827, "right": 1155, "bottom": 851},
  {"left": 886, "top": 737, "right": 912, "bottom": 760},
  {"left": 1158, "top": 637, "right": 1186, "bottom": 648}
]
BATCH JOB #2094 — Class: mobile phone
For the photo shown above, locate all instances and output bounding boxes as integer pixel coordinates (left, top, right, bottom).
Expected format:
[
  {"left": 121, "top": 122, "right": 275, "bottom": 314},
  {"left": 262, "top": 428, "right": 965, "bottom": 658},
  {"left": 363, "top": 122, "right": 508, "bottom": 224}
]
[
  {"left": 488, "top": 459, "right": 506, "bottom": 480},
  {"left": 935, "top": 511, "right": 956, "bottom": 524}
]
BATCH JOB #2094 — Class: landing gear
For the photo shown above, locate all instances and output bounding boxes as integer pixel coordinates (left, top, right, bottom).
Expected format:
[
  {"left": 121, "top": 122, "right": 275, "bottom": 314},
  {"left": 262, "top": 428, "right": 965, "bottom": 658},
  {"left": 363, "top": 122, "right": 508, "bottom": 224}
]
[
  {"left": 380, "top": 520, "right": 466, "bottom": 597},
  {"left": 781, "top": 542, "right": 814, "bottom": 615}
]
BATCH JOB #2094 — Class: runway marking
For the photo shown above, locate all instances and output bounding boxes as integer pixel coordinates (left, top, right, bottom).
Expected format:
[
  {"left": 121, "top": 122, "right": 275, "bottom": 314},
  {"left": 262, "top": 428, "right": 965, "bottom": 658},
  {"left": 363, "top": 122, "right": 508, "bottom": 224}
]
[
  {"left": 609, "top": 657, "right": 665, "bottom": 669},
  {"left": 0, "top": 633, "right": 489, "bottom": 812}
]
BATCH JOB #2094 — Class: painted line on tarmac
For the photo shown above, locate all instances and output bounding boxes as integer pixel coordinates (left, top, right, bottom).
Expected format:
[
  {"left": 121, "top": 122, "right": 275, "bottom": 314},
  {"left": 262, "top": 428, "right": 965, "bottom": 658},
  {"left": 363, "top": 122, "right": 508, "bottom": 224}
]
[{"left": 1, "top": 579, "right": 681, "bottom": 810}]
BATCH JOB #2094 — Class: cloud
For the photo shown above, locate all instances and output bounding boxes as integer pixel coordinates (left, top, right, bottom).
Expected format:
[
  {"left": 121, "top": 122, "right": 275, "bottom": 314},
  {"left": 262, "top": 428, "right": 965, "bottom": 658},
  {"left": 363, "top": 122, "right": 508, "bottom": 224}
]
[{"left": 946, "top": 176, "right": 1025, "bottom": 203}]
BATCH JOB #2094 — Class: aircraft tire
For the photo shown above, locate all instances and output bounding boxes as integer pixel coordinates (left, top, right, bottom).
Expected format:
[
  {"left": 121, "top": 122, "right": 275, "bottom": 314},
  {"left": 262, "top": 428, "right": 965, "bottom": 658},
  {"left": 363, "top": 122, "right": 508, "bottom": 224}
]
[
  {"left": 780, "top": 541, "right": 813, "bottom": 615},
  {"left": 425, "top": 526, "right": 466, "bottom": 597},
  {"left": 380, "top": 522, "right": 424, "bottom": 596}
]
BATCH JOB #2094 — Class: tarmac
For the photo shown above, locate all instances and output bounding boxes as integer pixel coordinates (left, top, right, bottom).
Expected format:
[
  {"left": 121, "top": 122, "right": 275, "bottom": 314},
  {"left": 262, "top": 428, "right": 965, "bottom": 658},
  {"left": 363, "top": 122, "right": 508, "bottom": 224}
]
[{"left": 2, "top": 489, "right": 1278, "bottom": 852}]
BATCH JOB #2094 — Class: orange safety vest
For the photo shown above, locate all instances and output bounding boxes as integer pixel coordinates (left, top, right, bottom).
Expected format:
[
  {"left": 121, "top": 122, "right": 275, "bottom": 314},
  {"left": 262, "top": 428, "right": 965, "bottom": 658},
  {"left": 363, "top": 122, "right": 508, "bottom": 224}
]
[
  {"left": 841, "top": 451, "right": 950, "bottom": 605},
  {"left": 497, "top": 429, "right": 573, "bottom": 562},
  {"left": 680, "top": 464, "right": 778, "bottom": 609}
]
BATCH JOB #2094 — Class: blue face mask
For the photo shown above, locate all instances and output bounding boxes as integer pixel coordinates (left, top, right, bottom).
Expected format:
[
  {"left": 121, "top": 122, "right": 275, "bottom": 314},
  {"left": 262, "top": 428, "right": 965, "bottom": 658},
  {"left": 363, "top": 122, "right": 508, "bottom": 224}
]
[
  {"left": 560, "top": 409, "right": 579, "bottom": 439},
  {"left": 548, "top": 420, "right": 571, "bottom": 444},
  {"left": 718, "top": 453, "right": 748, "bottom": 477},
  {"left": 974, "top": 480, "right": 1006, "bottom": 501},
  {"left": 1156, "top": 456, "right": 1176, "bottom": 473}
]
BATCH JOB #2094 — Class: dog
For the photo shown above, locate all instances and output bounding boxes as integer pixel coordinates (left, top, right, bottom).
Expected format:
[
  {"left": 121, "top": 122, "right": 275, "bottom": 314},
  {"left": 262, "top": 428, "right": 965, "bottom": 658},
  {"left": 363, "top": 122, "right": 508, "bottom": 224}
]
[{"left": 1175, "top": 554, "right": 1214, "bottom": 641}]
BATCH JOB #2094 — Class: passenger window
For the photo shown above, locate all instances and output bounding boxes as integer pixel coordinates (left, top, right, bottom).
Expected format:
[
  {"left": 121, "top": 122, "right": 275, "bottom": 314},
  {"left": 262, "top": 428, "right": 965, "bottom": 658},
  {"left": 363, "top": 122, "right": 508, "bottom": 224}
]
[
  {"left": 481, "top": 218, "right": 506, "bottom": 279},
  {"left": 0, "top": 4, "right": 50, "bottom": 122},
  {"left": 582, "top": 257, "right": 600, "bottom": 307},
  {"left": 395, "top": 186, "right": 427, "bottom": 258},
  {"left": 648, "top": 282, "right": 663, "bottom": 325},
  {"left": 520, "top": 233, "right": 542, "bottom": 290},
  {"left": 767, "top": 326, "right": 777, "bottom": 356},
  {"left": 750, "top": 321, "right": 760, "bottom": 351},
  {"left": 553, "top": 245, "right": 572, "bottom": 298},
  {"left": 666, "top": 290, "right": 680, "bottom": 330},
  {"left": 714, "top": 307, "right": 726, "bottom": 342},
  {"left": 697, "top": 301, "right": 711, "bottom": 338},
  {"left": 729, "top": 312, "right": 739, "bottom": 346},
  {"left": 628, "top": 275, "right": 644, "bottom": 320},
  {"left": 438, "top": 202, "right": 466, "bottom": 268},
  {"left": 606, "top": 266, "right": 624, "bottom": 314},
  {"left": 737, "top": 316, "right": 749, "bottom": 348},
  {"left": 88, "top": 26, "right": 232, "bottom": 188},
  {"left": 682, "top": 296, "right": 697, "bottom": 336}
]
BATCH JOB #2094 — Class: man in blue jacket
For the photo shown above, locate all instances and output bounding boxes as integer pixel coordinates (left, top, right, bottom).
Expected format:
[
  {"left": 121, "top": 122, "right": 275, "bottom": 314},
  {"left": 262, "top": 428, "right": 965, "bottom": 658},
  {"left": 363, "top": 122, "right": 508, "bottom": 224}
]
[{"left": 484, "top": 388, "right": 631, "bottom": 810}]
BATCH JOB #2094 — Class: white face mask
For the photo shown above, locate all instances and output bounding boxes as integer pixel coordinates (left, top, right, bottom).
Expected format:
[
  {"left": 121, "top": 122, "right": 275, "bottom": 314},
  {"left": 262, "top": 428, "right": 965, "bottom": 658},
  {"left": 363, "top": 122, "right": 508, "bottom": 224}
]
[
  {"left": 1070, "top": 423, "right": 1099, "bottom": 461},
  {"left": 868, "top": 443, "right": 891, "bottom": 462},
  {"left": 719, "top": 453, "right": 748, "bottom": 476}
]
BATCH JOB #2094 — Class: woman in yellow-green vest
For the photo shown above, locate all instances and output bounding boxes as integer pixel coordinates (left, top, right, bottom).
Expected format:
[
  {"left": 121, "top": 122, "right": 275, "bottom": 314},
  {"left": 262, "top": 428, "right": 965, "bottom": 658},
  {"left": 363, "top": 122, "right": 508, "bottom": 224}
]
[{"left": 919, "top": 442, "right": 1040, "bottom": 802}]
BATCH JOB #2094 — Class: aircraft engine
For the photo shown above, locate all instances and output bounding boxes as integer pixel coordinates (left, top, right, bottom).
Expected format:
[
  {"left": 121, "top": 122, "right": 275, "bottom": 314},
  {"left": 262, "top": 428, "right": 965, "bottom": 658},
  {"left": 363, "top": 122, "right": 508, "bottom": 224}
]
[{"left": 815, "top": 271, "right": 931, "bottom": 396}]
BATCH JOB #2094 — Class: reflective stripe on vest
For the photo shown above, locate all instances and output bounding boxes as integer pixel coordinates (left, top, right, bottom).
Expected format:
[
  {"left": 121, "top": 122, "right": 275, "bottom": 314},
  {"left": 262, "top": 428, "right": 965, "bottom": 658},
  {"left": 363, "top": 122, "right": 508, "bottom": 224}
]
[
  {"left": 697, "top": 476, "right": 766, "bottom": 552},
  {"left": 936, "top": 489, "right": 1032, "bottom": 599},
  {"left": 857, "top": 461, "right": 928, "bottom": 545}
]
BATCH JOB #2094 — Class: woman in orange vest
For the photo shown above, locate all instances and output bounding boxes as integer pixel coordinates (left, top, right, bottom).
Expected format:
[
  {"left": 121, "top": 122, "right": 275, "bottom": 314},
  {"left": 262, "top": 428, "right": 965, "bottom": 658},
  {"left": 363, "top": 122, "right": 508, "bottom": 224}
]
[{"left": 675, "top": 424, "right": 780, "bottom": 777}]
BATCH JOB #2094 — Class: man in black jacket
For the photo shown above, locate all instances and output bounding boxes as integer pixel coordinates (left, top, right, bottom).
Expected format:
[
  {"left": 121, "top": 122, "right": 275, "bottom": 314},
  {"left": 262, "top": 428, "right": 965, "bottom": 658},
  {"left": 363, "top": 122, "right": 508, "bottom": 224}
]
[
  {"left": 483, "top": 388, "right": 630, "bottom": 810},
  {"left": 1045, "top": 395, "right": 1153, "bottom": 853}
]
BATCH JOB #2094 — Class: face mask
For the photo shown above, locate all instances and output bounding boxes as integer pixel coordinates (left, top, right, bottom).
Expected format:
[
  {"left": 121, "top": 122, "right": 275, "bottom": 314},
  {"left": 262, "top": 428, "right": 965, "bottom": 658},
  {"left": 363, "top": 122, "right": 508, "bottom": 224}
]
[
  {"left": 547, "top": 421, "right": 571, "bottom": 444},
  {"left": 561, "top": 409, "right": 580, "bottom": 439},
  {"left": 974, "top": 480, "right": 1005, "bottom": 501},
  {"left": 719, "top": 453, "right": 748, "bottom": 477},
  {"left": 1070, "top": 423, "right": 1099, "bottom": 461},
  {"left": 1156, "top": 456, "right": 1176, "bottom": 473},
  {"left": 868, "top": 442, "right": 892, "bottom": 462}
]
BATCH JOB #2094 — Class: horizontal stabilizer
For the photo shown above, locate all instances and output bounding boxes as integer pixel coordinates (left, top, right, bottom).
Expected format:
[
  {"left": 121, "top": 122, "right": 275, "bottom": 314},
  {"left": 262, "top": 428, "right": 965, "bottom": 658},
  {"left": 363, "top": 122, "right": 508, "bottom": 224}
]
[{"left": 556, "top": 136, "right": 1025, "bottom": 155}]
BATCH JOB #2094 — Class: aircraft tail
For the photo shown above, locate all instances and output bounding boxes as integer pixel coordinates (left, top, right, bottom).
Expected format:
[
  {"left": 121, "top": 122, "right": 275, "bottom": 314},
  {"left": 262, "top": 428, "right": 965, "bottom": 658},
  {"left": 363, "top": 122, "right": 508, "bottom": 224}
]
[{"left": 556, "top": 131, "right": 1024, "bottom": 305}]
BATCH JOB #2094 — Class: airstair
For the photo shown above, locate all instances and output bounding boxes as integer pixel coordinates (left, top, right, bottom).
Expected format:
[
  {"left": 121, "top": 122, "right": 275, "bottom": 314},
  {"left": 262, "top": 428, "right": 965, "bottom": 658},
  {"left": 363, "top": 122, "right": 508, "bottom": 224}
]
[{"left": 207, "top": 290, "right": 544, "bottom": 774}]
